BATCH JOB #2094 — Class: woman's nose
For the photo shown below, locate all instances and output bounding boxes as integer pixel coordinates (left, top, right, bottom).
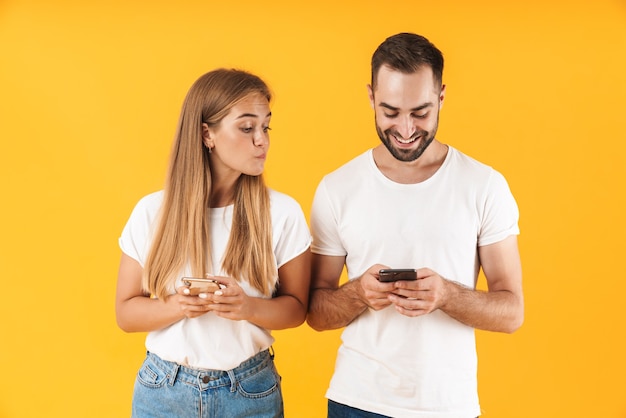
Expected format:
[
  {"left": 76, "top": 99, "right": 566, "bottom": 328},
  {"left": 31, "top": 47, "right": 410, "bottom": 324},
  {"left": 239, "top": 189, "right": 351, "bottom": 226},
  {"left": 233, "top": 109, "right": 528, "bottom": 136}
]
[{"left": 253, "top": 129, "right": 267, "bottom": 146}]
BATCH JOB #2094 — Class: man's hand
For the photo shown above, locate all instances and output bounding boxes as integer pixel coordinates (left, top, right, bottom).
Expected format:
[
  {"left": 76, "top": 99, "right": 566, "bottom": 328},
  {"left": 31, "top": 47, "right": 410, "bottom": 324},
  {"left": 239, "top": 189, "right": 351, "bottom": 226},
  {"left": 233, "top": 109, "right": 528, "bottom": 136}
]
[
  {"left": 357, "top": 264, "right": 396, "bottom": 311},
  {"left": 387, "top": 268, "right": 448, "bottom": 317}
]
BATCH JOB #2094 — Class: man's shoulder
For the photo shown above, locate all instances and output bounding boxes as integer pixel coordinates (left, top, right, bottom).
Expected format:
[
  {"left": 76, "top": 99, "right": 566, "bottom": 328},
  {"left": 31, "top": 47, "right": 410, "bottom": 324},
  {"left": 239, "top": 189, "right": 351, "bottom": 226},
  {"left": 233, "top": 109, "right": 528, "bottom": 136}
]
[
  {"left": 448, "top": 146, "right": 503, "bottom": 179},
  {"left": 449, "top": 146, "right": 491, "bottom": 170},
  {"left": 447, "top": 147, "right": 514, "bottom": 200}
]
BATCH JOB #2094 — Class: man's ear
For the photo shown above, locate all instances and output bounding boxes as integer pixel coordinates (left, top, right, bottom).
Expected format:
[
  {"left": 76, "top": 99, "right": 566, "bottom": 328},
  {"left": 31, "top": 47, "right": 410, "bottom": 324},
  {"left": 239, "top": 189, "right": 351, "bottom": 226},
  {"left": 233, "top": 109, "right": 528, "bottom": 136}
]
[
  {"left": 367, "top": 84, "right": 375, "bottom": 109},
  {"left": 439, "top": 84, "right": 446, "bottom": 108},
  {"left": 202, "top": 123, "right": 213, "bottom": 148}
]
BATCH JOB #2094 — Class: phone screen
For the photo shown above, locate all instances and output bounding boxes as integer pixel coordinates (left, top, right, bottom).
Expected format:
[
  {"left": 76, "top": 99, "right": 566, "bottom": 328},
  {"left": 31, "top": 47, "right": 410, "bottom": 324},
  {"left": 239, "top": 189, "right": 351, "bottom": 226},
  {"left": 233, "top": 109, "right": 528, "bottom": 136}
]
[{"left": 378, "top": 269, "right": 417, "bottom": 282}]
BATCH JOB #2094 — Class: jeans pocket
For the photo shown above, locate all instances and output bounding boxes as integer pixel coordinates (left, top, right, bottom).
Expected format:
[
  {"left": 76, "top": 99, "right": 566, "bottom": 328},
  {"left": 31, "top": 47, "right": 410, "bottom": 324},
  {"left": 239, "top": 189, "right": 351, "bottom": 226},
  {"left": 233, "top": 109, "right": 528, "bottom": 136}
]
[
  {"left": 136, "top": 357, "right": 169, "bottom": 389},
  {"left": 237, "top": 363, "right": 282, "bottom": 399}
]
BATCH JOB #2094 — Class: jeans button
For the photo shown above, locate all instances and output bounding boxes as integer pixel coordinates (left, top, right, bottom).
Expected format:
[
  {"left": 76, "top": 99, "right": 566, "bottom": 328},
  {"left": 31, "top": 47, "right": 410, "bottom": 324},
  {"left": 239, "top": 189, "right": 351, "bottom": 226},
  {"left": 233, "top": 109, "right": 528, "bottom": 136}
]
[{"left": 202, "top": 375, "right": 210, "bottom": 384}]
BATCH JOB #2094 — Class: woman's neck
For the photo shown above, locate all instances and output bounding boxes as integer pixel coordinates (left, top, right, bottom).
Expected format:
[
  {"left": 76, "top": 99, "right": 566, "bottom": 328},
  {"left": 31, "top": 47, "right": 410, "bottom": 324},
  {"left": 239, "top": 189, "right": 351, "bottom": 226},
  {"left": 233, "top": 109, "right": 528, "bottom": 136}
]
[{"left": 210, "top": 178, "right": 237, "bottom": 208}]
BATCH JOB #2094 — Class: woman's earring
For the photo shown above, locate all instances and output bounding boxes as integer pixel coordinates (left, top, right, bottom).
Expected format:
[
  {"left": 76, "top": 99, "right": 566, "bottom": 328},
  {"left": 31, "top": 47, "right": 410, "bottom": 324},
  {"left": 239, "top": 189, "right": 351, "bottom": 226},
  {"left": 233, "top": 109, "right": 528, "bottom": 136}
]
[{"left": 208, "top": 146, "right": 212, "bottom": 154}]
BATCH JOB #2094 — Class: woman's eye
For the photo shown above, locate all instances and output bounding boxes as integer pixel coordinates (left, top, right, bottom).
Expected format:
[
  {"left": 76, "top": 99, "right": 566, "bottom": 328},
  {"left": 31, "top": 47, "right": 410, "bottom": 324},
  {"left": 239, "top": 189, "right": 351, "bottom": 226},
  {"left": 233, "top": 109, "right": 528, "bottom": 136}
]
[
  {"left": 263, "top": 126, "right": 272, "bottom": 133},
  {"left": 241, "top": 127, "right": 253, "bottom": 133}
]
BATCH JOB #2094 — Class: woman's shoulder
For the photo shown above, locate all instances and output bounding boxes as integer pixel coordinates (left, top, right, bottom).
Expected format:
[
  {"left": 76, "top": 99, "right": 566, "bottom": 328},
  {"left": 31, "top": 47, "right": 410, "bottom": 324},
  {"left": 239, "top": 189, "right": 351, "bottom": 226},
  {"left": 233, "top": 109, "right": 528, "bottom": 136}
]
[
  {"left": 137, "top": 190, "right": 164, "bottom": 206},
  {"left": 127, "top": 190, "right": 164, "bottom": 219},
  {"left": 268, "top": 188, "right": 301, "bottom": 209}
]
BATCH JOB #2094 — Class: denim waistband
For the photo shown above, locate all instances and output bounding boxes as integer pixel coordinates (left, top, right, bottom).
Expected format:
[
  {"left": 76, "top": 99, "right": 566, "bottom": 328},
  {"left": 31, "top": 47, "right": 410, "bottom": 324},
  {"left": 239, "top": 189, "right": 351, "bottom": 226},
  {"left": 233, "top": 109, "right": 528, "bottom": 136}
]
[{"left": 145, "top": 349, "right": 273, "bottom": 392}]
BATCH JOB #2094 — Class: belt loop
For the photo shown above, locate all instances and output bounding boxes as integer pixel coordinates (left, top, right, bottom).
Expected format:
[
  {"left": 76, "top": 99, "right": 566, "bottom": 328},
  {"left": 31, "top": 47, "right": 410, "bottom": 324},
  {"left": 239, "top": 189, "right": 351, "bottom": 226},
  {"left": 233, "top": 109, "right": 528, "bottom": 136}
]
[
  {"left": 168, "top": 363, "right": 180, "bottom": 387},
  {"left": 226, "top": 369, "right": 237, "bottom": 392}
]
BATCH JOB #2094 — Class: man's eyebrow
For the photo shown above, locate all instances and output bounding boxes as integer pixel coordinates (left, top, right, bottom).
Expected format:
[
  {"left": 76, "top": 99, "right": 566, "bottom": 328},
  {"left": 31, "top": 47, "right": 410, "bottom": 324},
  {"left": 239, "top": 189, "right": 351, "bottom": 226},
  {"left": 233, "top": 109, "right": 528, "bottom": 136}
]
[
  {"left": 236, "top": 111, "right": 272, "bottom": 120},
  {"left": 379, "top": 102, "right": 433, "bottom": 112}
]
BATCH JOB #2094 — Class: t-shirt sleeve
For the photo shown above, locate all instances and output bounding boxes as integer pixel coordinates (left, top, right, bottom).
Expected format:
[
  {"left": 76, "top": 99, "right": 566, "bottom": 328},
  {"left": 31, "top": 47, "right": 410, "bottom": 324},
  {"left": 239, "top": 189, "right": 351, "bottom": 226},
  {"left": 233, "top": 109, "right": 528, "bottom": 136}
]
[
  {"left": 310, "top": 178, "right": 346, "bottom": 256},
  {"left": 272, "top": 193, "right": 312, "bottom": 268},
  {"left": 477, "top": 170, "right": 520, "bottom": 247},
  {"left": 118, "top": 192, "right": 162, "bottom": 267}
]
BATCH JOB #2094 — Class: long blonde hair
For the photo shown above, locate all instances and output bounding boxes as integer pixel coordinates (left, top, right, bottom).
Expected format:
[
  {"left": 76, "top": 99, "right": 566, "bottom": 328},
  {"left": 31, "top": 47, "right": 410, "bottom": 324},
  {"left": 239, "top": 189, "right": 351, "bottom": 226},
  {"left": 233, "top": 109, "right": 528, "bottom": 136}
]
[{"left": 144, "top": 69, "right": 275, "bottom": 299}]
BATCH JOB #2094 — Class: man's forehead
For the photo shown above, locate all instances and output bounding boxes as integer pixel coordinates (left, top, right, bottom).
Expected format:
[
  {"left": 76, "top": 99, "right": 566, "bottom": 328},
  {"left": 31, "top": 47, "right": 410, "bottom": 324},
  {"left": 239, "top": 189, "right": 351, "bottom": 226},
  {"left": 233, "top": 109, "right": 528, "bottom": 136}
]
[
  {"left": 373, "top": 73, "right": 439, "bottom": 108},
  {"left": 375, "top": 66, "right": 437, "bottom": 90}
]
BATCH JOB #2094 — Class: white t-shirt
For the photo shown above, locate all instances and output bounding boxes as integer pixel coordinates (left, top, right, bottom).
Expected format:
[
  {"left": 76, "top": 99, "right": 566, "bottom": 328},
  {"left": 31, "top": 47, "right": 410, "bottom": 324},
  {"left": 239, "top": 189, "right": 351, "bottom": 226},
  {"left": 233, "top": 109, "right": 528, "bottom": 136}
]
[
  {"left": 119, "top": 189, "right": 311, "bottom": 370},
  {"left": 310, "top": 147, "right": 519, "bottom": 417}
]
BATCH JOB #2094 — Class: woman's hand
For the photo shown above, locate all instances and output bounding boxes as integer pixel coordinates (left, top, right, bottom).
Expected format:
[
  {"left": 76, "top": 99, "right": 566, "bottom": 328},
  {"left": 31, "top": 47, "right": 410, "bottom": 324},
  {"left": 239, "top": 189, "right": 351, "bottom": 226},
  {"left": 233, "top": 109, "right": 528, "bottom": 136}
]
[
  {"left": 203, "top": 276, "right": 254, "bottom": 321},
  {"left": 175, "top": 276, "right": 254, "bottom": 320},
  {"left": 174, "top": 286, "right": 217, "bottom": 319}
]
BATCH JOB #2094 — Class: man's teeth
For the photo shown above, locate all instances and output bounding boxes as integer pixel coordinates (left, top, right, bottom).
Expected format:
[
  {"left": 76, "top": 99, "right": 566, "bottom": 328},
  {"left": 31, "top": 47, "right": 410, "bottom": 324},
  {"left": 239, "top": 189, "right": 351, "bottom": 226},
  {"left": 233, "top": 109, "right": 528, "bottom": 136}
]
[{"left": 396, "top": 136, "right": 418, "bottom": 144}]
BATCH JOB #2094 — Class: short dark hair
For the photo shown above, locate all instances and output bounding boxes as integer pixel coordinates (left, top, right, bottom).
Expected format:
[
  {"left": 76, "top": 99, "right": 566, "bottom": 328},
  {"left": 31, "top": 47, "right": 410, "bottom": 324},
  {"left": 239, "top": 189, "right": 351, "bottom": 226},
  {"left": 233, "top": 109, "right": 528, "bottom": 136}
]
[{"left": 371, "top": 32, "right": 444, "bottom": 89}]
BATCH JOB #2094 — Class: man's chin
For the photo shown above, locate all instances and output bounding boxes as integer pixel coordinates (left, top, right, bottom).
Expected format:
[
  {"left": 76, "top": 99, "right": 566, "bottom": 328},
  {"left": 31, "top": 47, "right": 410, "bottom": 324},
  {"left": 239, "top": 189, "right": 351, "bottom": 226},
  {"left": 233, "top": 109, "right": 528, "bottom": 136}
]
[
  {"left": 393, "top": 139, "right": 434, "bottom": 162},
  {"left": 391, "top": 149, "right": 420, "bottom": 162}
]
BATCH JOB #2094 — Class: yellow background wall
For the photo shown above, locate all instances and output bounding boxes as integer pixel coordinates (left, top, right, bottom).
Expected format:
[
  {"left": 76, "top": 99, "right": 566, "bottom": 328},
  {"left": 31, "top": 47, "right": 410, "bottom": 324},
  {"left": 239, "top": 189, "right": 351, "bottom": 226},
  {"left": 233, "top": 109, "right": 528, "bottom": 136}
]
[{"left": 1, "top": 0, "right": 625, "bottom": 416}]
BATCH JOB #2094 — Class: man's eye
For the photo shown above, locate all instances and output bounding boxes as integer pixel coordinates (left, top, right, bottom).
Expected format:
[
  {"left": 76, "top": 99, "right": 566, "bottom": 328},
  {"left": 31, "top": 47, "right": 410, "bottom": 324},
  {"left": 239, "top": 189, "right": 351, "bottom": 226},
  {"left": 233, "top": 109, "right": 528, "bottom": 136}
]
[
  {"left": 384, "top": 113, "right": 398, "bottom": 119},
  {"left": 413, "top": 113, "right": 428, "bottom": 119}
]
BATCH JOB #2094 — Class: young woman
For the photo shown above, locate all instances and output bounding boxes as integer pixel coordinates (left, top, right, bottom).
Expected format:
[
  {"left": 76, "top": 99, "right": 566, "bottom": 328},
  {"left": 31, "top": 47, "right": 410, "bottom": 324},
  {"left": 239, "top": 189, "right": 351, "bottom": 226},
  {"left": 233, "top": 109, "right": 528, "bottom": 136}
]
[{"left": 116, "top": 68, "right": 311, "bottom": 417}]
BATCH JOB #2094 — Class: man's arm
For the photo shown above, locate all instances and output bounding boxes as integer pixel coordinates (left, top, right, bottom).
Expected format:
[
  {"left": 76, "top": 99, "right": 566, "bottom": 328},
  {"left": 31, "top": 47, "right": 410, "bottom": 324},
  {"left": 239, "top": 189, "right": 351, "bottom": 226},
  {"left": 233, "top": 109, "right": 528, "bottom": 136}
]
[
  {"left": 447, "top": 234, "right": 524, "bottom": 333},
  {"left": 306, "top": 254, "right": 364, "bottom": 331},
  {"left": 390, "top": 235, "right": 524, "bottom": 333},
  {"left": 306, "top": 254, "right": 395, "bottom": 331}
]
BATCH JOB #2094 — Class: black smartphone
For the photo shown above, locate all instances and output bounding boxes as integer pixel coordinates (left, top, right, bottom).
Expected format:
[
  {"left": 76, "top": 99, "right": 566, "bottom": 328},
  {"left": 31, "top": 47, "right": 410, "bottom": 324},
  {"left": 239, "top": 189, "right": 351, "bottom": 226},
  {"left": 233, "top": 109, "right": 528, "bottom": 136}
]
[
  {"left": 181, "top": 277, "right": 221, "bottom": 295},
  {"left": 378, "top": 269, "right": 417, "bottom": 282}
]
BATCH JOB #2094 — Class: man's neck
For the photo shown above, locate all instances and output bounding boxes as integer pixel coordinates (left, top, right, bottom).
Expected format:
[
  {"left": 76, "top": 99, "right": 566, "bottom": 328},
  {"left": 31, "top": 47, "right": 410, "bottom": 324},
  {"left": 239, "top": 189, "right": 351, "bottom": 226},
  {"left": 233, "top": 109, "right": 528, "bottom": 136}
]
[{"left": 372, "top": 141, "right": 449, "bottom": 184}]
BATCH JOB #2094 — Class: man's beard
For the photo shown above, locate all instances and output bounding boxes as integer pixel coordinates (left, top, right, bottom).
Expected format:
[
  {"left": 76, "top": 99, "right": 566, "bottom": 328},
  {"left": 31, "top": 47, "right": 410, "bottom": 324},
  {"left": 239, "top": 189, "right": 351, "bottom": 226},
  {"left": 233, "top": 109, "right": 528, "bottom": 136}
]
[{"left": 375, "top": 117, "right": 439, "bottom": 162}]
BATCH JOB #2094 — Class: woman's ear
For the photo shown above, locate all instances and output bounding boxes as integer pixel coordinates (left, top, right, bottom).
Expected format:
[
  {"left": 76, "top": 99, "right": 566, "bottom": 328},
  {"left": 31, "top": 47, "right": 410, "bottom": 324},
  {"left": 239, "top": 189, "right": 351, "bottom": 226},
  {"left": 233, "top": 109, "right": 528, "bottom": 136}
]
[{"left": 202, "top": 123, "right": 213, "bottom": 149}]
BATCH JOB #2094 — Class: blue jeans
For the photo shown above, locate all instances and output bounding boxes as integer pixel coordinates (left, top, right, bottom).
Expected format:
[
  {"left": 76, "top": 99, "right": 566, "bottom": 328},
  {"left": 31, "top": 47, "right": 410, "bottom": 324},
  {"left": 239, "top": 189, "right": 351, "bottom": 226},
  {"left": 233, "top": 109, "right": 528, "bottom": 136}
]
[
  {"left": 328, "top": 400, "right": 480, "bottom": 418},
  {"left": 328, "top": 400, "right": 390, "bottom": 418},
  {"left": 132, "top": 350, "right": 283, "bottom": 417}
]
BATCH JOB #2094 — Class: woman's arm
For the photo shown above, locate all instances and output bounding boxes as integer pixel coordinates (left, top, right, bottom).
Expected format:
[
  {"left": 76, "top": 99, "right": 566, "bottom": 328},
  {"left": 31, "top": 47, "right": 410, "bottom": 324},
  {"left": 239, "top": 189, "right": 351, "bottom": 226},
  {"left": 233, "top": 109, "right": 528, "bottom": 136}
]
[
  {"left": 207, "top": 249, "right": 311, "bottom": 330},
  {"left": 115, "top": 253, "right": 187, "bottom": 332}
]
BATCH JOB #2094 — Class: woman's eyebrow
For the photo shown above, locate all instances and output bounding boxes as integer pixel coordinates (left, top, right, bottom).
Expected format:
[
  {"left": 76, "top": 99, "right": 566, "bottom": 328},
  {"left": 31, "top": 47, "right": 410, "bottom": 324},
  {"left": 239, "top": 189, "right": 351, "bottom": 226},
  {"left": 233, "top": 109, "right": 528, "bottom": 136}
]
[{"left": 236, "top": 111, "right": 272, "bottom": 120}]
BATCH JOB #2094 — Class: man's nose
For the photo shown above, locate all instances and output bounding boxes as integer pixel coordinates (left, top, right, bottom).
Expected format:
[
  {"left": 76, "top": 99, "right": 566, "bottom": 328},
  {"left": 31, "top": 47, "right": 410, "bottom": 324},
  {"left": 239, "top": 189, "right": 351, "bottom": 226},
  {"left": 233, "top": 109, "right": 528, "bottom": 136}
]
[{"left": 397, "top": 115, "right": 416, "bottom": 140}]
